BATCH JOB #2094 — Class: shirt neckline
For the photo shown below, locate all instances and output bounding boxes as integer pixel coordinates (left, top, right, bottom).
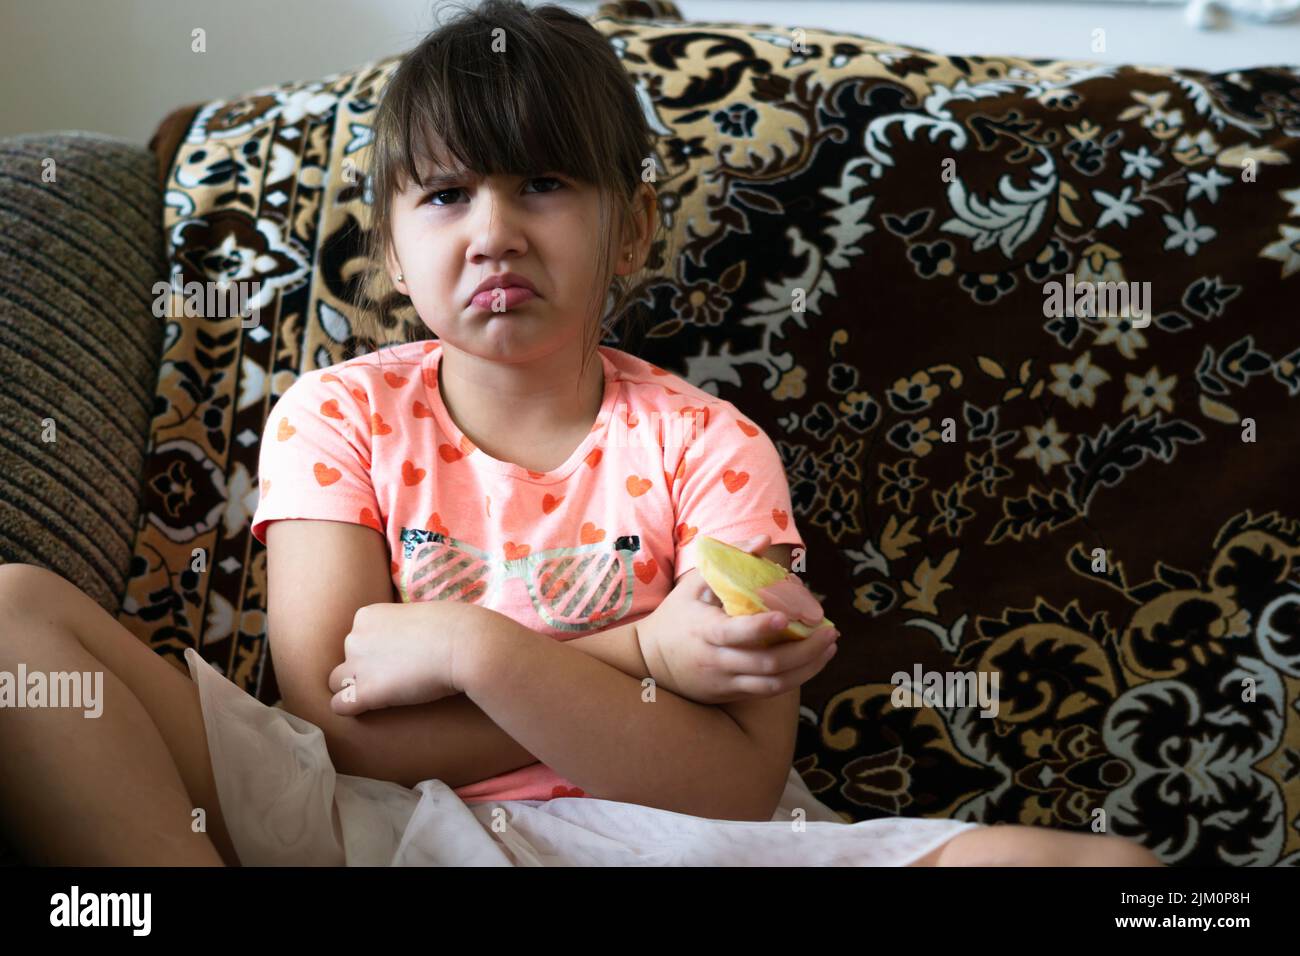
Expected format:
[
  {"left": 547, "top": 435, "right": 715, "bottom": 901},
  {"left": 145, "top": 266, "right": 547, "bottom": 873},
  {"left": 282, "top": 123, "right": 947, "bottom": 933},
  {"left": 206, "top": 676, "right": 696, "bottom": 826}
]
[{"left": 421, "top": 340, "right": 622, "bottom": 484}]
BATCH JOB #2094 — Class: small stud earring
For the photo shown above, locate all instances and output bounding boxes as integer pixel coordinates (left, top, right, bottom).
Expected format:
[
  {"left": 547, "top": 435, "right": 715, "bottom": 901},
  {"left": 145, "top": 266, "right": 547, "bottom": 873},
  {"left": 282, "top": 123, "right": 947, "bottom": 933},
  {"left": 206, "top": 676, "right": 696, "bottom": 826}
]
[{"left": 395, "top": 273, "right": 404, "bottom": 282}]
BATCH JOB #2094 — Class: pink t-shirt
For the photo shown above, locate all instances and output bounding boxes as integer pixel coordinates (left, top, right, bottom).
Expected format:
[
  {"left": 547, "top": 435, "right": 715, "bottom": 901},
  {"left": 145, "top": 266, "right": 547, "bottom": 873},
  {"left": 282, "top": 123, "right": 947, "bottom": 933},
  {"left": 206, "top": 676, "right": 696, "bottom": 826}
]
[{"left": 250, "top": 338, "right": 805, "bottom": 804}]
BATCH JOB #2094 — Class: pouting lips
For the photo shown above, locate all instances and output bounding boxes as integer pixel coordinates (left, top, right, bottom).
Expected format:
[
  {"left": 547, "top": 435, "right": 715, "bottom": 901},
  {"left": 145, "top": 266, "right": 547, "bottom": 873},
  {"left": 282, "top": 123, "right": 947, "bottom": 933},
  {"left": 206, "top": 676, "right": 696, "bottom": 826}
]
[
  {"left": 467, "top": 272, "right": 539, "bottom": 303},
  {"left": 469, "top": 286, "right": 537, "bottom": 311}
]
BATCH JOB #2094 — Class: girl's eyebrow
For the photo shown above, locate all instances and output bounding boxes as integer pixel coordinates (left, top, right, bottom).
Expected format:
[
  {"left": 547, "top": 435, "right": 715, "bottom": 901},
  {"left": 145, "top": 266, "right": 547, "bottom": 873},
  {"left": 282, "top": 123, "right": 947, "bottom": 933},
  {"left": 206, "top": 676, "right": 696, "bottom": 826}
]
[
  {"left": 414, "top": 167, "right": 557, "bottom": 192},
  {"left": 414, "top": 167, "right": 471, "bottom": 191}
]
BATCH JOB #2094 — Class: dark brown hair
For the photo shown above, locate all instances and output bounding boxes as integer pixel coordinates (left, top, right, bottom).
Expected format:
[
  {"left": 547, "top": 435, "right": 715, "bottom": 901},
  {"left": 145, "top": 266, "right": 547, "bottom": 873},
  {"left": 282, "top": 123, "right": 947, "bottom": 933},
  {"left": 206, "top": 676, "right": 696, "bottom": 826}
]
[{"left": 355, "top": 0, "right": 667, "bottom": 386}]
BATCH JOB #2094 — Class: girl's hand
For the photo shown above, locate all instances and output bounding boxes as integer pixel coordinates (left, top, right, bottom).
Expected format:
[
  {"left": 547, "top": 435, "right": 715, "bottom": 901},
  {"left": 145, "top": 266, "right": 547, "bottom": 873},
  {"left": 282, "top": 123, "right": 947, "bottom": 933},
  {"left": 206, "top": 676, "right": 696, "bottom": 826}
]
[
  {"left": 326, "top": 601, "right": 470, "bottom": 716},
  {"left": 636, "top": 534, "right": 840, "bottom": 705}
]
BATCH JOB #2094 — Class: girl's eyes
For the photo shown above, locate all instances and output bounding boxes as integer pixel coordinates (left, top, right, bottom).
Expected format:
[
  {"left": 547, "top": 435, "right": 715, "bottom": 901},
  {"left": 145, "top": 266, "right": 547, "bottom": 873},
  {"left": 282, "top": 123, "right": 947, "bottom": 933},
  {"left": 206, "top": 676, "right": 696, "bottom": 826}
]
[{"left": 421, "top": 176, "right": 564, "bottom": 208}]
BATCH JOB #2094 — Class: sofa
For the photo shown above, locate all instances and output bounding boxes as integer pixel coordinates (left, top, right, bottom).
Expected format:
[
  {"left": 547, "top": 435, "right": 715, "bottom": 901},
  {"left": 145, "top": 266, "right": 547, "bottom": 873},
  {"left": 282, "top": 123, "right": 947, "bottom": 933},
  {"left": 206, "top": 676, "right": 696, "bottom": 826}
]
[{"left": 3, "top": 0, "right": 1298, "bottom": 866}]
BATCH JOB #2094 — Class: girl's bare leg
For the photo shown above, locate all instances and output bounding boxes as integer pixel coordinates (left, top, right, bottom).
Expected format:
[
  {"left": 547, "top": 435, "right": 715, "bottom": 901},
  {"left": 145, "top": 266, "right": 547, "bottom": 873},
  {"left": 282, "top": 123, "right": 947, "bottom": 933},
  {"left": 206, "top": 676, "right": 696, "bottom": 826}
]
[
  {"left": 909, "top": 823, "right": 1164, "bottom": 866},
  {"left": 0, "top": 564, "right": 239, "bottom": 866}
]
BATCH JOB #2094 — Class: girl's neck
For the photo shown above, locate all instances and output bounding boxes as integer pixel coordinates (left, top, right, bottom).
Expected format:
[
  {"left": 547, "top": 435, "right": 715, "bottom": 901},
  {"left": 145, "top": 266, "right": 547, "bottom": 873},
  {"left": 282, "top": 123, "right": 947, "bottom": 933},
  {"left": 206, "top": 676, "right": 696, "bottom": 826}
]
[{"left": 436, "top": 339, "right": 606, "bottom": 470}]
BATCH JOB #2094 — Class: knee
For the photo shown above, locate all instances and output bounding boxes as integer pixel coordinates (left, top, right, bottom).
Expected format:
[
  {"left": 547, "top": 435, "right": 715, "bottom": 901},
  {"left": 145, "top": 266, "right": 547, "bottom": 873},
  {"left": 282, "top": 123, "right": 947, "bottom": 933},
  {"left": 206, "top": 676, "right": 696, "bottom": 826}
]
[
  {"left": 932, "top": 826, "right": 1021, "bottom": 866},
  {"left": 947, "top": 825, "right": 1052, "bottom": 866},
  {"left": 1044, "top": 832, "right": 1162, "bottom": 867},
  {"left": 1095, "top": 835, "right": 1163, "bottom": 867},
  {"left": 937, "top": 825, "right": 1162, "bottom": 867},
  {"left": 0, "top": 563, "right": 78, "bottom": 643},
  {"left": 0, "top": 562, "right": 70, "bottom": 606}
]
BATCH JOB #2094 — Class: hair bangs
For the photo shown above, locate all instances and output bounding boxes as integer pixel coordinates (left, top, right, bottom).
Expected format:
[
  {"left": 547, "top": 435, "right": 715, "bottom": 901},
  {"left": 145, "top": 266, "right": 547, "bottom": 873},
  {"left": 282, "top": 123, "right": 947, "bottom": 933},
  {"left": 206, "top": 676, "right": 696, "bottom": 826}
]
[{"left": 394, "top": 37, "right": 609, "bottom": 195}]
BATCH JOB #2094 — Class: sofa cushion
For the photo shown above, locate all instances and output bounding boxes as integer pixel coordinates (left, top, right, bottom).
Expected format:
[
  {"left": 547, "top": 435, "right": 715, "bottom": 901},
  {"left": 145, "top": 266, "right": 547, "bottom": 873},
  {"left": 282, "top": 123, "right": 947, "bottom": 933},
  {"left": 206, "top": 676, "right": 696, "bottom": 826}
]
[
  {"left": 134, "top": 0, "right": 1300, "bottom": 863},
  {"left": 0, "top": 132, "right": 166, "bottom": 614}
]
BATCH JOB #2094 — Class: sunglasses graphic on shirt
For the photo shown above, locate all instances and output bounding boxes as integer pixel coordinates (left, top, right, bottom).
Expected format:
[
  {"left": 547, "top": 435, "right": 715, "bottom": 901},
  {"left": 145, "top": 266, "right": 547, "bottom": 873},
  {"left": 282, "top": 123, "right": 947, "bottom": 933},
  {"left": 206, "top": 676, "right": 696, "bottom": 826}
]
[{"left": 398, "top": 528, "right": 642, "bottom": 631}]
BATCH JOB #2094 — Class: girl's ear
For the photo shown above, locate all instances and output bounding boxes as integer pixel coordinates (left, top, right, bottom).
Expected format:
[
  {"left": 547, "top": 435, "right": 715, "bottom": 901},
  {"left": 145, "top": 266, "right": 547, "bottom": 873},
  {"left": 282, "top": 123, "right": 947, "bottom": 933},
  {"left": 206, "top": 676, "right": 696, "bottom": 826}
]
[
  {"left": 385, "top": 246, "right": 406, "bottom": 293},
  {"left": 621, "top": 183, "right": 658, "bottom": 271}
]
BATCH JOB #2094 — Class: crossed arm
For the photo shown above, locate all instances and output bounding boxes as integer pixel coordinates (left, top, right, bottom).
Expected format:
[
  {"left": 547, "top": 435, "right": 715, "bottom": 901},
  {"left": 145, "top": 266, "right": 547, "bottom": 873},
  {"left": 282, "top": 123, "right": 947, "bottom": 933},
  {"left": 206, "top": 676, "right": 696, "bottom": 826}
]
[
  {"left": 446, "top": 592, "right": 798, "bottom": 821},
  {"left": 265, "top": 519, "right": 798, "bottom": 822}
]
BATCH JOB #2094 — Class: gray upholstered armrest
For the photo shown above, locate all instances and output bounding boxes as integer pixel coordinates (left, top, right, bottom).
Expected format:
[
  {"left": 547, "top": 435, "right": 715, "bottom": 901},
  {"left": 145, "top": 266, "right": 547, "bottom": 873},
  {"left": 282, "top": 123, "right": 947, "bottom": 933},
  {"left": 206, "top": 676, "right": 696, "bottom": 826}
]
[{"left": 0, "top": 131, "right": 165, "bottom": 614}]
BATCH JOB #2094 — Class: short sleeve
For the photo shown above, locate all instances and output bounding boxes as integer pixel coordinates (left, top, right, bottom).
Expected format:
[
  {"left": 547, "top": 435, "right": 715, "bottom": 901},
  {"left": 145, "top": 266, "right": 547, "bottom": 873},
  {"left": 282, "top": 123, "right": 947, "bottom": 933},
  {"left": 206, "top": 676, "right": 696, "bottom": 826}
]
[
  {"left": 249, "top": 371, "right": 382, "bottom": 546},
  {"left": 670, "top": 401, "right": 805, "bottom": 581}
]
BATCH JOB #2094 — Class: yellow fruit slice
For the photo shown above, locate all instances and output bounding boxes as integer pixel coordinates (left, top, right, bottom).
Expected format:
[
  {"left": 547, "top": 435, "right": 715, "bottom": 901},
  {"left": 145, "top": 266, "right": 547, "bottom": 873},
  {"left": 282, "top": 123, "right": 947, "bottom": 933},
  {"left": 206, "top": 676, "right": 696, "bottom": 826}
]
[{"left": 695, "top": 536, "right": 834, "bottom": 645}]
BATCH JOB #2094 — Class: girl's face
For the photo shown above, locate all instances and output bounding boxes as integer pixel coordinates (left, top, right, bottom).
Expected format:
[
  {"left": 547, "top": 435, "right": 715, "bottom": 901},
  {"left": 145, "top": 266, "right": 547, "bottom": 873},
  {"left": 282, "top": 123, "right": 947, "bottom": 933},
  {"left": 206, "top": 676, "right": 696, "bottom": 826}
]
[{"left": 386, "top": 160, "right": 619, "bottom": 365}]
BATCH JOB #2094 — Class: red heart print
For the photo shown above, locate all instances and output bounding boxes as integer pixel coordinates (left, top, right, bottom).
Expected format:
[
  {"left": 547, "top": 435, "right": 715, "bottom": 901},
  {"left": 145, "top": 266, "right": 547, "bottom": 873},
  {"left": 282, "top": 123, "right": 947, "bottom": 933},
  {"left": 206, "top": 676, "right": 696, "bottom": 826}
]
[
  {"left": 723, "top": 469, "right": 749, "bottom": 493},
  {"left": 314, "top": 463, "right": 341, "bottom": 486},
  {"left": 402, "top": 460, "right": 425, "bottom": 485}
]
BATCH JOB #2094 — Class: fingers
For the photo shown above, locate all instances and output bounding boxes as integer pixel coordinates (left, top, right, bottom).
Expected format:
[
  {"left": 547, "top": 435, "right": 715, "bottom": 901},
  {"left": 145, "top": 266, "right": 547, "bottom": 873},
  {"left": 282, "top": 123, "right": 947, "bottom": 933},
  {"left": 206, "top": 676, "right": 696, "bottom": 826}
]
[
  {"left": 727, "top": 643, "right": 836, "bottom": 696},
  {"left": 328, "top": 660, "right": 365, "bottom": 714},
  {"left": 328, "top": 659, "right": 360, "bottom": 694},
  {"left": 329, "top": 678, "right": 363, "bottom": 716},
  {"left": 714, "top": 609, "right": 798, "bottom": 648},
  {"left": 714, "top": 623, "right": 838, "bottom": 677}
]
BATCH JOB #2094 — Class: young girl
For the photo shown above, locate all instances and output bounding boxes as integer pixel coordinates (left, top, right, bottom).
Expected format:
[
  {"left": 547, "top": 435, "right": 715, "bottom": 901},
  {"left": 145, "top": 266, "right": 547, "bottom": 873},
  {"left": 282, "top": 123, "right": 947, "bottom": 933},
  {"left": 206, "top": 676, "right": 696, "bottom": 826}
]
[{"left": 0, "top": 0, "right": 1161, "bottom": 867}]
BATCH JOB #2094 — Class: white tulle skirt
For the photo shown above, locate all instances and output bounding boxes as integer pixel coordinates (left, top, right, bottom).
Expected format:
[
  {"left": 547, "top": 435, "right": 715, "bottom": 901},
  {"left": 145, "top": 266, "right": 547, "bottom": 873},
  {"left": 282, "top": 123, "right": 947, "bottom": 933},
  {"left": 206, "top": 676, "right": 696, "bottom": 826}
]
[{"left": 183, "top": 648, "right": 982, "bottom": 866}]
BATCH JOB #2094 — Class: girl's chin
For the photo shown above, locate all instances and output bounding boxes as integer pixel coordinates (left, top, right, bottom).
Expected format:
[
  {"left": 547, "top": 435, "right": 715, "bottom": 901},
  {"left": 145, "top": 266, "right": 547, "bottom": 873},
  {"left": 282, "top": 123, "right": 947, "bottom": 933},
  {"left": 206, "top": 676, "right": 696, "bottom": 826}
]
[{"left": 454, "top": 326, "right": 594, "bottom": 362}]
